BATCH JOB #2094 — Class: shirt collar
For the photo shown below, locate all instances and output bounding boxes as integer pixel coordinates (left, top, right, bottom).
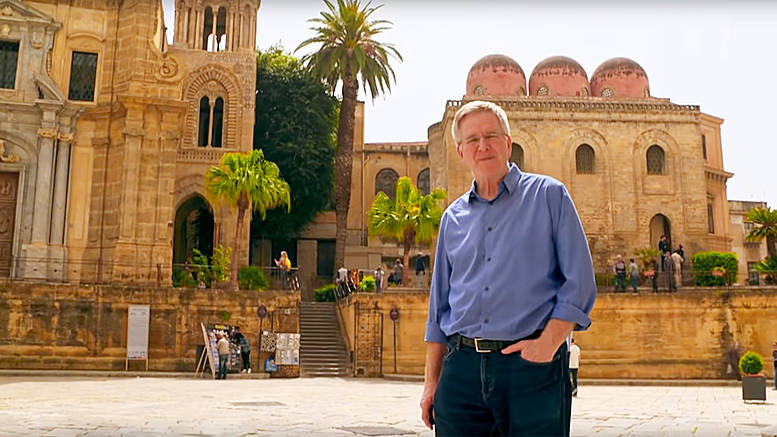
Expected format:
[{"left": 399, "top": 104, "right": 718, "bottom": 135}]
[{"left": 467, "top": 163, "right": 522, "bottom": 203}]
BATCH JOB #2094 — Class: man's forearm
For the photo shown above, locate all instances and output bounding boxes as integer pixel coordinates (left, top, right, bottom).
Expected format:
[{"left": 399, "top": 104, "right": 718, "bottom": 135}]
[
  {"left": 424, "top": 342, "right": 446, "bottom": 386},
  {"left": 540, "top": 318, "right": 575, "bottom": 349}
]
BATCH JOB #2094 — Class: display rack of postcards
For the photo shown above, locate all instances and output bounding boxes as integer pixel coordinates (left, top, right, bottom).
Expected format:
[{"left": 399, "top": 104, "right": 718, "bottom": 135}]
[{"left": 207, "top": 323, "right": 241, "bottom": 373}]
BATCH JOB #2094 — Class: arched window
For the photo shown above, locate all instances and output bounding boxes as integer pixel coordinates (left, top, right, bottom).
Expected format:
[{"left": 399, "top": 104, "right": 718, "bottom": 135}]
[
  {"left": 575, "top": 144, "right": 595, "bottom": 174},
  {"left": 646, "top": 145, "right": 665, "bottom": 175},
  {"left": 510, "top": 143, "right": 524, "bottom": 169},
  {"left": 198, "top": 97, "right": 210, "bottom": 147},
  {"left": 211, "top": 97, "right": 224, "bottom": 147},
  {"left": 216, "top": 7, "right": 227, "bottom": 51},
  {"left": 202, "top": 7, "right": 213, "bottom": 50},
  {"left": 375, "top": 168, "right": 399, "bottom": 201},
  {"left": 417, "top": 168, "right": 430, "bottom": 195}
]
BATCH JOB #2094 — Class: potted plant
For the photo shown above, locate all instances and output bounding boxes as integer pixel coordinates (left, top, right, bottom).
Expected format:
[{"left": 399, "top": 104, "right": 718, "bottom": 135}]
[{"left": 739, "top": 350, "right": 766, "bottom": 402}]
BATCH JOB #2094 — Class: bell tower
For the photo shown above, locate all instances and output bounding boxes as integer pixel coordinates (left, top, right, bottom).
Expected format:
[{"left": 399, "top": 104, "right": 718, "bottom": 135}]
[{"left": 172, "top": 0, "right": 260, "bottom": 52}]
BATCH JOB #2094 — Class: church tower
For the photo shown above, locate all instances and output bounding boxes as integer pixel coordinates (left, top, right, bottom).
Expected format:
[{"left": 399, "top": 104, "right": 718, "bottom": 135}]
[{"left": 167, "top": 0, "right": 261, "bottom": 277}]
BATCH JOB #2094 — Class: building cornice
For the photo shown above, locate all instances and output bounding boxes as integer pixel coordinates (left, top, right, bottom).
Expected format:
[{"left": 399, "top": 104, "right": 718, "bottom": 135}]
[
  {"left": 447, "top": 98, "right": 700, "bottom": 114},
  {"left": 705, "top": 166, "right": 734, "bottom": 182}
]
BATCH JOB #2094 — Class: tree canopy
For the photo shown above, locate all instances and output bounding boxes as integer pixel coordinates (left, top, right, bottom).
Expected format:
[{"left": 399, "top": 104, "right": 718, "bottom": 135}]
[
  {"left": 369, "top": 176, "right": 446, "bottom": 286},
  {"left": 251, "top": 46, "right": 338, "bottom": 239},
  {"left": 745, "top": 206, "right": 777, "bottom": 258},
  {"left": 297, "top": 0, "right": 402, "bottom": 270}
]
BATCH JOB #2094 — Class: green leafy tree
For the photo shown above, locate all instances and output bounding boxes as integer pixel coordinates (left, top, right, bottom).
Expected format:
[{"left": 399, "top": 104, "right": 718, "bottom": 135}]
[
  {"left": 633, "top": 247, "right": 661, "bottom": 272},
  {"left": 297, "top": 0, "right": 402, "bottom": 269},
  {"left": 745, "top": 207, "right": 777, "bottom": 258},
  {"left": 252, "top": 46, "right": 338, "bottom": 240},
  {"left": 205, "top": 150, "right": 291, "bottom": 290},
  {"left": 211, "top": 245, "right": 232, "bottom": 283},
  {"left": 368, "top": 177, "right": 446, "bottom": 286},
  {"left": 753, "top": 255, "right": 777, "bottom": 284}
]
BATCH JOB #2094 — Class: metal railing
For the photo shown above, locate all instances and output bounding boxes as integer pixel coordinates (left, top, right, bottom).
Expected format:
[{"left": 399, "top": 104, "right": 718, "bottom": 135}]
[{"left": 3, "top": 256, "right": 299, "bottom": 290}]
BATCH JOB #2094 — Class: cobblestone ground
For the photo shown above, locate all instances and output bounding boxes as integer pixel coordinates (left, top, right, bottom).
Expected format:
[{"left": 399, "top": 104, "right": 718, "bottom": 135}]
[{"left": 0, "top": 376, "right": 775, "bottom": 436}]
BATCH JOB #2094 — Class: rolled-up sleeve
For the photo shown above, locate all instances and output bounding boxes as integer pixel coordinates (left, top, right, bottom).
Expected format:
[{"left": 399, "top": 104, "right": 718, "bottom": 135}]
[
  {"left": 425, "top": 213, "right": 452, "bottom": 344},
  {"left": 548, "top": 184, "right": 597, "bottom": 330}
]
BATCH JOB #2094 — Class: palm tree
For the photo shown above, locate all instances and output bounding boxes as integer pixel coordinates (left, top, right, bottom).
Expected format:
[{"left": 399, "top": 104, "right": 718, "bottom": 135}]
[
  {"left": 205, "top": 150, "right": 290, "bottom": 290},
  {"left": 369, "top": 177, "right": 446, "bottom": 286},
  {"left": 745, "top": 206, "right": 777, "bottom": 258},
  {"left": 297, "top": 0, "right": 402, "bottom": 270}
]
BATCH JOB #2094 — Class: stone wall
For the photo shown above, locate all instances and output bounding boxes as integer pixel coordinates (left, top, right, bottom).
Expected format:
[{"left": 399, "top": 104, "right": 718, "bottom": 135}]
[
  {"left": 0, "top": 283, "right": 298, "bottom": 371},
  {"left": 338, "top": 289, "right": 777, "bottom": 378}
]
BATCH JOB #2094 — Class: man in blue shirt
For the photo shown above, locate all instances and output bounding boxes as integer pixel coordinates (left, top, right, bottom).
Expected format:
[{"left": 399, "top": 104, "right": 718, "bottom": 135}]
[{"left": 420, "top": 101, "right": 597, "bottom": 436}]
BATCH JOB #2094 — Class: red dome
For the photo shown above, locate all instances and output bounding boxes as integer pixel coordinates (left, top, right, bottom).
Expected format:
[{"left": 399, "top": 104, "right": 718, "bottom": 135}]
[
  {"left": 528, "top": 56, "right": 590, "bottom": 97},
  {"left": 590, "top": 57, "right": 650, "bottom": 98},
  {"left": 466, "top": 54, "right": 526, "bottom": 97}
]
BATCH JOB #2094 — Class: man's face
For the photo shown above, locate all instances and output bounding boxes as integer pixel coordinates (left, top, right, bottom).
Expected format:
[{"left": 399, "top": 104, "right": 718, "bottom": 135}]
[{"left": 456, "top": 111, "right": 511, "bottom": 180}]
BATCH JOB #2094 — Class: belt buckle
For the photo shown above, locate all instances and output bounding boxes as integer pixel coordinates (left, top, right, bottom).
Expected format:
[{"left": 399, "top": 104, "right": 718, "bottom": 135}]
[{"left": 474, "top": 338, "right": 491, "bottom": 353}]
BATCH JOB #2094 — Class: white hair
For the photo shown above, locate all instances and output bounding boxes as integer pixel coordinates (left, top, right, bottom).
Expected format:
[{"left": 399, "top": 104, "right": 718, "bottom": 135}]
[{"left": 452, "top": 100, "right": 511, "bottom": 145}]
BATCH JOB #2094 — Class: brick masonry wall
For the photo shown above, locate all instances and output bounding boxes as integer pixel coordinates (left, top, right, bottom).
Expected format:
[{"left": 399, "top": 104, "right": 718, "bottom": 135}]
[
  {"left": 340, "top": 289, "right": 777, "bottom": 378},
  {"left": 0, "top": 283, "right": 298, "bottom": 371}
]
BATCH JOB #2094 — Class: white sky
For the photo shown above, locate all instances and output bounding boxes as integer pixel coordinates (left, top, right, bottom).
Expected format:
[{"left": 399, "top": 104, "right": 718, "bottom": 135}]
[{"left": 162, "top": 0, "right": 777, "bottom": 207}]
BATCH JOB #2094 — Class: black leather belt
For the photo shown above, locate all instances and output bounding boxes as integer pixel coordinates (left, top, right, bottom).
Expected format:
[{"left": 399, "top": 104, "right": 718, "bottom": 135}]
[{"left": 451, "top": 330, "right": 542, "bottom": 353}]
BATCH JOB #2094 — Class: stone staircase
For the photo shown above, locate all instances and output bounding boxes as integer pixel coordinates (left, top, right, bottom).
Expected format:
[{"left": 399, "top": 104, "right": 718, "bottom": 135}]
[{"left": 299, "top": 301, "right": 351, "bottom": 377}]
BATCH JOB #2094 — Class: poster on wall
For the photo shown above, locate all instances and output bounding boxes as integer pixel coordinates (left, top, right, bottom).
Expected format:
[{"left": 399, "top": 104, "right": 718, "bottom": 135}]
[
  {"left": 275, "top": 333, "right": 300, "bottom": 365},
  {"left": 126, "top": 305, "right": 150, "bottom": 370}
]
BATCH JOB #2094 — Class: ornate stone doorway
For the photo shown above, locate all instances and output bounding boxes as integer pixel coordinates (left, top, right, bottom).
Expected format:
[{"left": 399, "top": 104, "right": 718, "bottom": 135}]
[
  {"left": 650, "top": 214, "right": 672, "bottom": 251},
  {"left": 0, "top": 171, "right": 18, "bottom": 277},
  {"left": 173, "top": 195, "right": 214, "bottom": 266}
]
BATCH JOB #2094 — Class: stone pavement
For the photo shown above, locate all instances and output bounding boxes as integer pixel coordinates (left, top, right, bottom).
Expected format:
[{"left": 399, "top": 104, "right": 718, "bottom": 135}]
[{"left": 0, "top": 376, "right": 775, "bottom": 436}]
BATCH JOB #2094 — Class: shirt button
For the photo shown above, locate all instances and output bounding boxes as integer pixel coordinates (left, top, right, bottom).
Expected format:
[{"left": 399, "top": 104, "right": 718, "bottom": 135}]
[
  {"left": 487, "top": 257, "right": 491, "bottom": 262},
  {"left": 484, "top": 318, "right": 489, "bottom": 324},
  {"left": 487, "top": 226, "right": 493, "bottom": 231},
  {"left": 484, "top": 286, "right": 489, "bottom": 291}
]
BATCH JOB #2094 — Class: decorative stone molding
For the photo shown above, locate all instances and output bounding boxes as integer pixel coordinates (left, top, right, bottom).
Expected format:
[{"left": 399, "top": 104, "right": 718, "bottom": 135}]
[
  {"left": 448, "top": 99, "right": 700, "bottom": 114},
  {"left": 182, "top": 64, "right": 242, "bottom": 150},
  {"left": 1, "top": 5, "right": 13, "bottom": 16},
  {"left": 0, "top": 140, "right": 20, "bottom": 163},
  {"left": 57, "top": 133, "right": 74, "bottom": 143},
  {"left": 177, "top": 147, "right": 232, "bottom": 163},
  {"left": 36, "top": 128, "right": 57, "bottom": 139}
]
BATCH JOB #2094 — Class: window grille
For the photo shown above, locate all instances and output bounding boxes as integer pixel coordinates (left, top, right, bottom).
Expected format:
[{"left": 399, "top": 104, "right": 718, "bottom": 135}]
[
  {"left": 68, "top": 51, "right": 98, "bottom": 101},
  {"left": 317, "top": 240, "right": 335, "bottom": 277},
  {"left": 575, "top": 144, "right": 595, "bottom": 174},
  {"left": 707, "top": 201, "right": 715, "bottom": 234},
  {"left": 0, "top": 41, "right": 19, "bottom": 89},
  {"left": 747, "top": 262, "right": 759, "bottom": 285},
  {"left": 417, "top": 168, "right": 430, "bottom": 195},
  {"left": 375, "top": 168, "right": 399, "bottom": 201},
  {"left": 646, "top": 145, "right": 665, "bottom": 175},
  {"left": 511, "top": 143, "right": 524, "bottom": 169}
]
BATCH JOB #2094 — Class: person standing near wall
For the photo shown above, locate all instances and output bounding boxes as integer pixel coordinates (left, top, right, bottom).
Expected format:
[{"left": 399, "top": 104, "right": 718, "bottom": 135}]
[
  {"left": 772, "top": 342, "right": 777, "bottom": 390},
  {"left": 216, "top": 332, "right": 230, "bottom": 380},
  {"left": 569, "top": 339, "right": 581, "bottom": 397},
  {"left": 628, "top": 258, "right": 640, "bottom": 293}
]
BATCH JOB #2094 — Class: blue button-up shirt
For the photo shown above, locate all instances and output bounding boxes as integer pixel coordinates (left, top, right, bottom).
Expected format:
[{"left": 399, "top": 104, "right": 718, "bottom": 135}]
[{"left": 425, "top": 164, "right": 597, "bottom": 344}]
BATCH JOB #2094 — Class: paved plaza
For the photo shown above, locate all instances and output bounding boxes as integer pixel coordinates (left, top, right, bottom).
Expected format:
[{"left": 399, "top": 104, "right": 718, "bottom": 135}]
[{"left": 0, "top": 376, "right": 775, "bottom": 436}]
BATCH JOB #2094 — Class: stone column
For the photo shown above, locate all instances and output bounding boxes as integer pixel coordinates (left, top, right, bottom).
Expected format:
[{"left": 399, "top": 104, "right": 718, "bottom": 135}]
[
  {"left": 50, "top": 135, "right": 72, "bottom": 245},
  {"left": 47, "top": 135, "right": 72, "bottom": 281},
  {"left": 31, "top": 128, "right": 56, "bottom": 244}
]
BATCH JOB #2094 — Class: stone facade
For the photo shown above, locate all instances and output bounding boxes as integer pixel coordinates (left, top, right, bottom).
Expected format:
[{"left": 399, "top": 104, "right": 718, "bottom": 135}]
[
  {"left": 337, "top": 290, "right": 777, "bottom": 379},
  {"left": 0, "top": 0, "right": 259, "bottom": 285},
  {"left": 729, "top": 200, "right": 769, "bottom": 285},
  {"left": 0, "top": 282, "right": 298, "bottom": 371},
  {"left": 295, "top": 55, "right": 735, "bottom": 283}
]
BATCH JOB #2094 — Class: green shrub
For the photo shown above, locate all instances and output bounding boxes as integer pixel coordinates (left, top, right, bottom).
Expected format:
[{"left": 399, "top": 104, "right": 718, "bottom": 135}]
[
  {"left": 595, "top": 273, "right": 613, "bottom": 287},
  {"left": 190, "top": 248, "right": 211, "bottom": 287},
  {"left": 172, "top": 266, "right": 197, "bottom": 288},
  {"left": 211, "top": 245, "right": 232, "bottom": 282},
  {"left": 238, "top": 266, "right": 269, "bottom": 290},
  {"left": 633, "top": 247, "right": 660, "bottom": 271},
  {"left": 360, "top": 275, "right": 376, "bottom": 292},
  {"left": 692, "top": 251, "right": 738, "bottom": 286},
  {"left": 314, "top": 284, "right": 336, "bottom": 302},
  {"left": 739, "top": 350, "right": 764, "bottom": 375}
]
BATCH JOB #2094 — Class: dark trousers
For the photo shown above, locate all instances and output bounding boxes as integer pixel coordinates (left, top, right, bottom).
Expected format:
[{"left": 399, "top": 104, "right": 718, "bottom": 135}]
[
  {"left": 218, "top": 354, "right": 229, "bottom": 379},
  {"left": 569, "top": 368, "right": 578, "bottom": 393},
  {"left": 241, "top": 350, "right": 251, "bottom": 371},
  {"left": 434, "top": 340, "right": 571, "bottom": 436},
  {"left": 774, "top": 362, "right": 777, "bottom": 389},
  {"left": 651, "top": 274, "right": 658, "bottom": 292}
]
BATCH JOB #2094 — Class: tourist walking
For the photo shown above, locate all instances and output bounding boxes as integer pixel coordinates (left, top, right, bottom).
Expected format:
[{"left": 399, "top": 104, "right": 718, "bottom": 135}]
[
  {"left": 569, "top": 339, "right": 581, "bottom": 397},
  {"left": 629, "top": 258, "right": 640, "bottom": 292},
  {"left": 613, "top": 255, "right": 627, "bottom": 292},
  {"left": 216, "top": 332, "right": 230, "bottom": 380}
]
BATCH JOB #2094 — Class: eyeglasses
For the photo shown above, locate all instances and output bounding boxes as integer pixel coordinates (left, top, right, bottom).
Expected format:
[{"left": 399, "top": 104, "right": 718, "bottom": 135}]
[{"left": 461, "top": 131, "right": 506, "bottom": 148}]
